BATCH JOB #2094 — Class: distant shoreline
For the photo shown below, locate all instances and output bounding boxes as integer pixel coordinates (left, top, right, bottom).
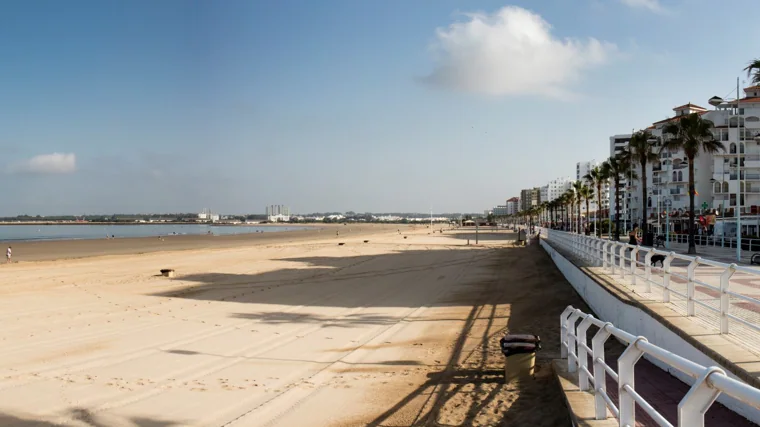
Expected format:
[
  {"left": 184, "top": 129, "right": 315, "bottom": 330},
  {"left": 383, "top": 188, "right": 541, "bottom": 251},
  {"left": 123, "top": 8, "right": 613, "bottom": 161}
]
[{"left": 0, "top": 223, "right": 412, "bottom": 262}]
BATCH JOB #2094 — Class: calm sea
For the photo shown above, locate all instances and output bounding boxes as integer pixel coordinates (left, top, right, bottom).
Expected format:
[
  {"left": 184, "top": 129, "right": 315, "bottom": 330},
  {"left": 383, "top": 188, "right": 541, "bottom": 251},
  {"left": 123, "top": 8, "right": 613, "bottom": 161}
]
[{"left": 0, "top": 224, "right": 311, "bottom": 242}]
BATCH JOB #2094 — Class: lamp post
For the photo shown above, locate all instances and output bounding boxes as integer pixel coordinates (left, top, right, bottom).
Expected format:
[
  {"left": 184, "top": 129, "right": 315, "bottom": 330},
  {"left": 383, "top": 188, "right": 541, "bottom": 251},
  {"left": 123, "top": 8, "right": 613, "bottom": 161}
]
[{"left": 736, "top": 78, "right": 743, "bottom": 262}]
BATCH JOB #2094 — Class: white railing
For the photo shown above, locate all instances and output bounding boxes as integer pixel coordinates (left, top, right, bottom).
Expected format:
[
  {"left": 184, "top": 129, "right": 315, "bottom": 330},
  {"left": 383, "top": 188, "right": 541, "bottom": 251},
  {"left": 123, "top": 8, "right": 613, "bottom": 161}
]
[
  {"left": 540, "top": 228, "right": 760, "bottom": 338},
  {"left": 561, "top": 306, "right": 760, "bottom": 426}
]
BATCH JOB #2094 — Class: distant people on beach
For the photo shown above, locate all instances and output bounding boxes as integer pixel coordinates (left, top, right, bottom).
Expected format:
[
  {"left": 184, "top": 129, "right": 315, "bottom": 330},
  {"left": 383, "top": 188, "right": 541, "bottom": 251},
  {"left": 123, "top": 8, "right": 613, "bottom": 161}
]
[{"left": 6, "top": 246, "right": 11, "bottom": 263}]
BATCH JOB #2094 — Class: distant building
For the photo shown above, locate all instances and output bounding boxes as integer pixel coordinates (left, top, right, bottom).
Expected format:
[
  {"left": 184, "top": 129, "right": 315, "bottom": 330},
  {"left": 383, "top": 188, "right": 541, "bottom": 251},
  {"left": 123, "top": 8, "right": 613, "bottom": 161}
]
[
  {"left": 198, "top": 208, "right": 219, "bottom": 223},
  {"left": 266, "top": 205, "right": 290, "bottom": 222},
  {"left": 506, "top": 197, "right": 520, "bottom": 215},
  {"left": 493, "top": 205, "right": 508, "bottom": 216},
  {"left": 519, "top": 188, "right": 540, "bottom": 212},
  {"left": 577, "top": 160, "right": 610, "bottom": 214}
]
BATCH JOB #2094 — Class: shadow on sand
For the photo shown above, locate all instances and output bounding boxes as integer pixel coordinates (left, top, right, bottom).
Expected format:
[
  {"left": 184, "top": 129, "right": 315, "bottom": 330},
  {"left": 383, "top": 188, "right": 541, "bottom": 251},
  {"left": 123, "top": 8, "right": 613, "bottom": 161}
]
[{"left": 0, "top": 408, "right": 182, "bottom": 427}]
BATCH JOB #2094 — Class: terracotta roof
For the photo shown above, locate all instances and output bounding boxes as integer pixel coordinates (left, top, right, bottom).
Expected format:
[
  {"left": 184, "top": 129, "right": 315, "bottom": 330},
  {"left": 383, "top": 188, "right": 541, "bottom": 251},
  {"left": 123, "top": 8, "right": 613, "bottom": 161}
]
[
  {"left": 652, "top": 110, "right": 709, "bottom": 125},
  {"left": 740, "top": 97, "right": 760, "bottom": 103},
  {"left": 646, "top": 125, "right": 655, "bottom": 130},
  {"left": 507, "top": 197, "right": 519, "bottom": 202},
  {"left": 744, "top": 86, "right": 760, "bottom": 91},
  {"left": 672, "top": 103, "right": 707, "bottom": 111}
]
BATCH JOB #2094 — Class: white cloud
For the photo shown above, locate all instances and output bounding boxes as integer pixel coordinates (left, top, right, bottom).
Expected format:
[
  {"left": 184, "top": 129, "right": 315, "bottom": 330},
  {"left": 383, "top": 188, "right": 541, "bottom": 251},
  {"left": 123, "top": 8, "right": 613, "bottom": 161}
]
[
  {"left": 10, "top": 153, "right": 77, "bottom": 174},
  {"left": 620, "top": 0, "right": 665, "bottom": 13},
  {"left": 421, "top": 6, "right": 617, "bottom": 99}
]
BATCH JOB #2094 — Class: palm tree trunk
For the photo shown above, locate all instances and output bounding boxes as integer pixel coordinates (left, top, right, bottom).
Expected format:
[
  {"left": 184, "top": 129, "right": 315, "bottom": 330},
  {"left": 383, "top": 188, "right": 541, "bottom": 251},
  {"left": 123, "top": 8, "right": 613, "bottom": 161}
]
[
  {"left": 577, "top": 201, "right": 581, "bottom": 234},
  {"left": 641, "top": 159, "right": 647, "bottom": 231},
  {"left": 585, "top": 199, "right": 590, "bottom": 234},
  {"left": 688, "top": 158, "right": 697, "bottom": 254},
  {"left": 597, "top": 183, "right": 602, "bottom": 238},
  {"left": 614, "top": 178, "right": 621, "bottom": 241}
]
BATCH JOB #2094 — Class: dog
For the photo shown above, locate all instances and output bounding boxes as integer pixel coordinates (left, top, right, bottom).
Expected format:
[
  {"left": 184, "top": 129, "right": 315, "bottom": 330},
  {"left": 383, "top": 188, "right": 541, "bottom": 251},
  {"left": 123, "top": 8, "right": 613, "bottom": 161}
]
[{"left": 651, "top": 254, "right": 665, "bottom": 267}]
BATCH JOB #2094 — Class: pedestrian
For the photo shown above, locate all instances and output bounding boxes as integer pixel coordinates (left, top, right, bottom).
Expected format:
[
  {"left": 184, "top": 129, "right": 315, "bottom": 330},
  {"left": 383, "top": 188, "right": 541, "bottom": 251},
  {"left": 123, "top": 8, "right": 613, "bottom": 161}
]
[{"left": 6, "top": 246, "right": 11, "bottom": 264}]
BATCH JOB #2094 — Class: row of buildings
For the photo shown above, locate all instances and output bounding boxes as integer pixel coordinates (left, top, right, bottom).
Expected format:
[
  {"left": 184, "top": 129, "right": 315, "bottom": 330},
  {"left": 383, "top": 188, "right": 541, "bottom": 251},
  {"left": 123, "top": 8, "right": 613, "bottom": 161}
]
[
  {"left": 490, "top": 161, "right": 611, "bottom": 220},
  {"left": 503, "top": 85, "right": 760, "bottom": 238}
]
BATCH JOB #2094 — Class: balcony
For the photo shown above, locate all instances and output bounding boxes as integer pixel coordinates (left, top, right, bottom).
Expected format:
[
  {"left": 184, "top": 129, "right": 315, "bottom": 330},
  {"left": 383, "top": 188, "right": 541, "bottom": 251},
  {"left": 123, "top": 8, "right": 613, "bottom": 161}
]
[{"left": 670, "top": 189, "right": 683, "bottom": 195}]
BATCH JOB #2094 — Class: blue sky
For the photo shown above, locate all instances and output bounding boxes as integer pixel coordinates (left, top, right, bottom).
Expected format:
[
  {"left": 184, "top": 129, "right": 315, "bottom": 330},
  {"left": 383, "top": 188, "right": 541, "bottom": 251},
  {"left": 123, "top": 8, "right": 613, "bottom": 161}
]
[{"left": 0, "top": 0, "right": 758, "bottom": 215}]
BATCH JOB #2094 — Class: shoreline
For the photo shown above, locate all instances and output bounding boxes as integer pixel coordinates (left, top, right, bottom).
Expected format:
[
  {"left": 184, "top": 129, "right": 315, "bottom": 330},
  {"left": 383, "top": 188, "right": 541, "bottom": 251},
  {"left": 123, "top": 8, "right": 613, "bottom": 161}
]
[{"left": 0, "top": 223, "right": 416, "bottom": 263}]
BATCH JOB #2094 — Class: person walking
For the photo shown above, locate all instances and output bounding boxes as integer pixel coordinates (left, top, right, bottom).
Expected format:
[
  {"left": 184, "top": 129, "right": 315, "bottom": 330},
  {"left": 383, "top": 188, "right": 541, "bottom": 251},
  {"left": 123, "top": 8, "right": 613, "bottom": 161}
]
[{"left": 6, "top": 246, "right": 11, "bottom": 264}]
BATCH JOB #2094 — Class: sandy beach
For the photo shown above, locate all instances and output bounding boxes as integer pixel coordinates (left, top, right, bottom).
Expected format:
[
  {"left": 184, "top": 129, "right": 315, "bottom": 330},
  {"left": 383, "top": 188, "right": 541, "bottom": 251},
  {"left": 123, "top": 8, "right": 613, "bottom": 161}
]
[{"left": 0, "top": 225, "right": 583, "bottom": 426}]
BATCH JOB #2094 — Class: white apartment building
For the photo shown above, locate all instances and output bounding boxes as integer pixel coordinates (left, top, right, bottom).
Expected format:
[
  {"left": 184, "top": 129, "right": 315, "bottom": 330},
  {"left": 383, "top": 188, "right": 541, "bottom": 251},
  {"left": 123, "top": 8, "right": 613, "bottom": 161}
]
[
  {"left": 577, "top": 160, "right": 610, "bottom": 214},
  {"left": 266, "top": 205, "right": 291, "bottom": 222},
  {"left": 613, "top": 89, "right": 760, "bottom": 236},
  {"left": 706, "top": 87, "right": 760, "bottom": 236},
  {"left": 546, "top": 177, "right": 573, "bottom": 202},
  {"left": 506, "top": 197, "right": 520, "bottom": 215},
  {"left": 540, "top": 185, "right": 549, "bottom": 203},
  {"left": 608, "top": 134, "right": 632, "bottom": 223}
]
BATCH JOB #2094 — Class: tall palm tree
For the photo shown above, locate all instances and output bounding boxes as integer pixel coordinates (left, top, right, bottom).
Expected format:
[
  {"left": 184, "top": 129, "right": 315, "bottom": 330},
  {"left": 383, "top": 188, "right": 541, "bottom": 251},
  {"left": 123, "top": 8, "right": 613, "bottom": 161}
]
[
  {"left": 572, "top": 180, "right": 584, "bottom": 233},
  {"left": 584, "top": 165, "right": 609, "bottom": 237},
  {"left": 564, "top": 189, "right": 576, "bottom": 233},
  {"left": 662, "top": 113, "right": 724, "bottom": 254},
  {"left": 605, "top": 155, "right": 636, "bottom": 241},
  {"left": 628, "top": 129, "right": 660, "bottom": 230},
  {"left": 580, "top": 184, "right": 594, "bottom": 234},
  {"left": 745, "top": 58, "right": 760, "bottom": 85}
]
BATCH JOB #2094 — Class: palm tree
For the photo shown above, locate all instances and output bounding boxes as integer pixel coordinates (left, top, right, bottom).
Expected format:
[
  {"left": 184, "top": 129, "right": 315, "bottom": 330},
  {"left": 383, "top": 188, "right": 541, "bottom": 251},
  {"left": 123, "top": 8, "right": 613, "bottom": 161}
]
[
  {"left": 604, "top": 155, "right": 636, "bottom": 241},
  {"left": 584, "top": 165, "right": 609, "bottom": 237},
  {"left": 662, "top": 113, "right": 724, "bottom": 254},
  {"left": 745, "top": 58, "right": 760, "bottom": 85},
  {"left": 563, "top": 189, "right": 576, "bottom": 232},
  {"left": 572, "top": 180, "right": 584, "bottom": 233},
  {"left": 580, "top": 184, "right": 594, "bottom": 234},
  {"left": 628, "top": 129, "right": 660, "bottom": 230}
]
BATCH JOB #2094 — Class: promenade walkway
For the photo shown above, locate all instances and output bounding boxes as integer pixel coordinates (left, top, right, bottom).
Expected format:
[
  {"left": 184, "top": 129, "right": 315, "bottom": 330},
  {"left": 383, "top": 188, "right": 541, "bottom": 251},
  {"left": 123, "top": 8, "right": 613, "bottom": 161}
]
[{"left": 542, "top": 231, "right": 760, "bottom": 425}]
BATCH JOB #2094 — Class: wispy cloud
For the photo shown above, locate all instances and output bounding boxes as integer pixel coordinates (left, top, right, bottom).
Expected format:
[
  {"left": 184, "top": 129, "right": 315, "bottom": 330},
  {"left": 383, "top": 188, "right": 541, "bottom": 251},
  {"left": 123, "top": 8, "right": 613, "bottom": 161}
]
[
  {"left": 420, "top": 6, "right": 617, "bottom": 99},
  {"left": 9, "top": 153, "right": 77, "bottom": 174},
  {"left": 620, "top": 0, "right": 666, "bottom": 13}
]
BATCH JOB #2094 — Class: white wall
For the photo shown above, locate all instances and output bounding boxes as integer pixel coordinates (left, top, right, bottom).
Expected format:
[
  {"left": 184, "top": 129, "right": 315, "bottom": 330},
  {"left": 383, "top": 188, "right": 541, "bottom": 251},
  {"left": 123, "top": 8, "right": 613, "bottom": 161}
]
[{"left": 540, "top": 240, "right": 760, "bottom": 423}]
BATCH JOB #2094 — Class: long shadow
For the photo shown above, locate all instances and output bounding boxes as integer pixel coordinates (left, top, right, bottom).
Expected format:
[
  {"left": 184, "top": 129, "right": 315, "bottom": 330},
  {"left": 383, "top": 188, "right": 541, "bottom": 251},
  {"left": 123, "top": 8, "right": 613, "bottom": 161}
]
[
  {"left": 0, "top": 408, "right": 182, "bottom": 427},
  {"left": 150, "top": 248, "right": 502, "bottom": 309},
  {"left": 445, "top": 230, "right": 519, "bottom": 242},
  {"left": 364, "top": 240, "right": 586, "bottom": 426}
]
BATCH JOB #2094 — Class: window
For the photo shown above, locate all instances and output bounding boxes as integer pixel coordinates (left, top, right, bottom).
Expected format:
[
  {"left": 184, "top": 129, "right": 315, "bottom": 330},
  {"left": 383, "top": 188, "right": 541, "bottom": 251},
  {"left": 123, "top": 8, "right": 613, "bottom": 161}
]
[
  {"left": 741, "top": 143, "right": 746, "bottom": 154},
  {"left": 672, "top": 171, "right": 677, "bottom": 181},
  {"left": 730, "top": 143, "right": 737, "bottom": 154},
  {"left": 723, "top": 182, "right": 729, "bottom": 193},
  {"left": 714, "top": 182, "right": 721, "bottom": 193},
  {"left": 740, "top": 108, "right": 745, "bottom": 115},
  {"left": 678, "top": 171, "right": 683, "bottom": 182}
]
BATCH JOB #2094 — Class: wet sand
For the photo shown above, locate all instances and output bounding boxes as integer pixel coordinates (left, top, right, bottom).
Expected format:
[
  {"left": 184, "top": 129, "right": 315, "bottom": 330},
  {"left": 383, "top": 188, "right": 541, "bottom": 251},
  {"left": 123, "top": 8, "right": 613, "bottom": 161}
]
[{"left": 0, "top": 227, "right": 581, "bottom": 426}]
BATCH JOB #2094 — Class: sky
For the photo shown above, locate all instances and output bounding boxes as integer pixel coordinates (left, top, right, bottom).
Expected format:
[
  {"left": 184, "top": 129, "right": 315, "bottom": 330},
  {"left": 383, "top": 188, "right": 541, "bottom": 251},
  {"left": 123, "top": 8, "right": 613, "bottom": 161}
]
[{"left": 0, "top": 0, "right": 758, "bottom": 215}]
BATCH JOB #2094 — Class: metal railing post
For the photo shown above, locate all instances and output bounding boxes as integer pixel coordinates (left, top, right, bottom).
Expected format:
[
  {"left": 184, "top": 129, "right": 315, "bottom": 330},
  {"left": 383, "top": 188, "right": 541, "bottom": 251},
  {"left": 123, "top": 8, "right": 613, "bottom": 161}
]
[
  {"left": 596, "top": 240, "right": 604, "bottom": 267},
  {"left": 678, "top": 367, "right": 725, "bottom": 427},
  {"left": 618, "top": 337, "right": 648, "bottom": 427},
  {"left": 560, "top": 306, "right": 574, "bottom": 358},
  {"left": 592, "top": 323, "right": 613, "bottom": 420},
  {"left": 644, "top": 248, "right": 654, "bottom": 293},
  {"left": 566, "top": 311, "right": 583, "bottom": 373},
  {"left": 619, "top": 245, "right": 626, "bottom": 279},
  {"left": 577, "top": 315, "right": 595, "bottom": 391},
  {"left": 719, "top": 265, "right": 736, "bottom": 334},
  {"left": 630, "top": 246, "right": 639, "bottom": 286},
  {"left": 663, "top": 252, "right": 676, "bottom": 303},
  {"left": 686, "top": 257, "right": 700, "bottom": 316}
]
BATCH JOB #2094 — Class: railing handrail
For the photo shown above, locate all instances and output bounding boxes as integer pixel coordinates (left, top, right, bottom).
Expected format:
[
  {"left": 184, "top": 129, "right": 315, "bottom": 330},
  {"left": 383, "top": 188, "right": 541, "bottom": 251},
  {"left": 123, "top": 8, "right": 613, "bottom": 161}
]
[
  {"left": 538, "top": 227, "right": 760, "bottom": 336},
  {"left": 561, "top": 306, "right": 760, "bottom": 426}
]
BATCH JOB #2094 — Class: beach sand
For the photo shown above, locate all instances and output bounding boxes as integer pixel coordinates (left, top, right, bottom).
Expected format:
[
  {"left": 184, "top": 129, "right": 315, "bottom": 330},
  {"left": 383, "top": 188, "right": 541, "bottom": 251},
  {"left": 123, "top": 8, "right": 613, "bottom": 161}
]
[{"left": 0, "top": 226, "right": 582, "bottom": 426}]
